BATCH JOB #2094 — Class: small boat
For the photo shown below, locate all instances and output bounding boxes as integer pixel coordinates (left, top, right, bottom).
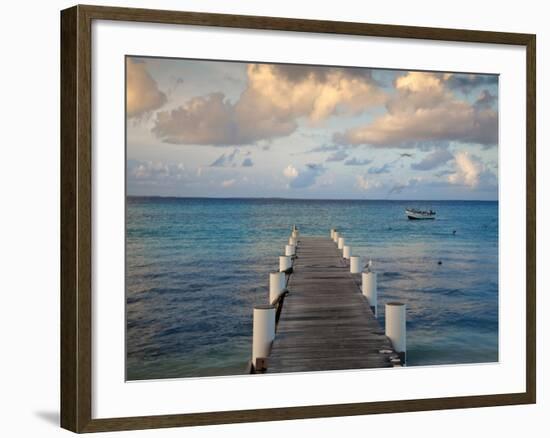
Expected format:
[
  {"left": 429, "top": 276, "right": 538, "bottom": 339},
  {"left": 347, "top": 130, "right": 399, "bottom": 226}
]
[{"left": 405, "top": 208, "right": 436, "bottom": 220}]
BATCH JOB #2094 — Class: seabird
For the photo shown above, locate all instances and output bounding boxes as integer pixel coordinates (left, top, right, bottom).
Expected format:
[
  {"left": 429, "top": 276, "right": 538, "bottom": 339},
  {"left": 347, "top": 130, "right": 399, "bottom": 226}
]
[{"left": 364, "top": 259, "right": 373, "bottom": 272}]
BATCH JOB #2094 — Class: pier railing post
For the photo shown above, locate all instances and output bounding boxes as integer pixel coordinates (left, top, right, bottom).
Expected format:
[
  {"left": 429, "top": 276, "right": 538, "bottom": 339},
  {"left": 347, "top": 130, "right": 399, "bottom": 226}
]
[
  {"left": 333, "top": 231, "right": 339, "bottom": 243},
  {"left": 285, "top": 244, "right": 296, "bottom": 257},
  {"left": 385, "top": 302, "right": 407, "bottom": 365},
  {"left": 269, "top": 271, "right": 285, "bottom": 305},
  {"left": 252, "top": 305, "right": 276, "bottom": 371},
  {"left": 330, "top": 228, "right": 336, "bottom": 239},
  {"left": 343, "top": 245, "right": 352, "bottom": 259},
  {"left": 288, "top": 236, "right": 297, "bottom": 246},
  {"left": 279, "top": 255, "right": 292, "bottom": 272},
  {"left": 350, "top": 255, "right": 361, "bottom": 273},
  {"left": 362, "top": 271, "right": 378, "bottom": 316},
  {"left": 338, "top": 236, "right": 345, "bottom": 250}
]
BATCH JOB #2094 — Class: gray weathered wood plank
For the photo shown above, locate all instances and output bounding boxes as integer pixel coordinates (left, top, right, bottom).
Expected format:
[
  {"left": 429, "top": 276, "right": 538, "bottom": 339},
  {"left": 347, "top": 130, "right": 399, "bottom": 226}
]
[{"left": 266, "top": 236, "right": 396, "bottom": 373}]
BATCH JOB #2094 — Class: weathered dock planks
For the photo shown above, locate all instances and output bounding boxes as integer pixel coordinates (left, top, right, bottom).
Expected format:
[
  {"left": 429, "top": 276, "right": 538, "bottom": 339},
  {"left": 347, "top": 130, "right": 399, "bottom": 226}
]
[{"left": 266, "top": 236, "right": 397, "bottom": 373}]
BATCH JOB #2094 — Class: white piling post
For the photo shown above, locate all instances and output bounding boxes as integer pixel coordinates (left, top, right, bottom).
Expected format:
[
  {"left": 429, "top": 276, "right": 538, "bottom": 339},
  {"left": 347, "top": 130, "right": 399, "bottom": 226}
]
[
  {"left": 285, "top": 244, "right": 296, "bottom": 256},
  {"left": 292, "top": 230, "right": 298, "bottom": 239},
  {"left": 338, "top": 237, "right": 345, "bottom": 250},
  {"left": 279, "top": 255, "right": 292, "bottom": 272},
  {"left": 362, "top": 271, "right": 378, "bottom": 317},
  {"left": 330, "top": 228, "right": 335, "bottom": 239},
  {"left": 343, "top": 245, "right": 352, "bottom": 259},
  {"left": 288, "top": 236, "right": 297, "bottom": 246},
  {"left": 333, "top": 231, "right": 340, "bottom": 243},
  {"left": 350, "top": 256, "right": 361, "bottom": 273},
  {"left": 252, "top": 305, "right": 276, "bottom": 369},
  {"left": 269, "top": 271, "right": 285, "bottom": 304},
  {"left": 385, "top": 302, "right": 407, "bottom": 364}
]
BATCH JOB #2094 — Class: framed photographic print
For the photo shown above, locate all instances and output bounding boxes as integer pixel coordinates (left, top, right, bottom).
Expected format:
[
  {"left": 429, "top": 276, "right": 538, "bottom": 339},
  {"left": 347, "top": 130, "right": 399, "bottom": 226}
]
[{"left": 60, "top": 4, "right": 536, "bottom": 433}]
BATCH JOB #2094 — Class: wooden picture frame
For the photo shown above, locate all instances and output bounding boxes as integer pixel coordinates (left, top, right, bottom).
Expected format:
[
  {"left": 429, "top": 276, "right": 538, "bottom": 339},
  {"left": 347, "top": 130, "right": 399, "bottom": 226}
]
[{"left": 60, "top": 4, "right": 536, "bottom": 433}]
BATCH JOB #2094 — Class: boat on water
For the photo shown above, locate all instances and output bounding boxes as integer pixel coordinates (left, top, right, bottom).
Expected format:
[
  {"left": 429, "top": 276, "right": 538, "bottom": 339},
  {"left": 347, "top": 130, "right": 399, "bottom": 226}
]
[{"left": 405, "top": 208, "right": 436, "bottom": 220}]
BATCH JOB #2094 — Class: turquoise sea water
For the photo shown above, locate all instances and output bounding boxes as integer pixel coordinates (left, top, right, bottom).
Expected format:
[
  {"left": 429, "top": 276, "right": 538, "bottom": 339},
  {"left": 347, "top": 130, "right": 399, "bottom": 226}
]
[{"left": 126, "top": 197, "right": 498, "bottom": 380}]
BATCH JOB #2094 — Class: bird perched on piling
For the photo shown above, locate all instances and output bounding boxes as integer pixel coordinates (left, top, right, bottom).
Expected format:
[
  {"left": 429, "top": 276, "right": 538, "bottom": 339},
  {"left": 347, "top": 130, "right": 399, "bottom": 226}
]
[{"left": 364, "top": 259, "right": 373, "bottom": 272}]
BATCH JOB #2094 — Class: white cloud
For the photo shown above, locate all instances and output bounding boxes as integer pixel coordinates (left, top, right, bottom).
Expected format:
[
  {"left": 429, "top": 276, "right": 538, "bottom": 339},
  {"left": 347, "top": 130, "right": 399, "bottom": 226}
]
[
  {"left": 221, "top": 179, "right": 236, "bottom": 188},
  {"left": 126, "top": 59, "right": 167, "bottom": 119},
  {"left": 153, "top": 93, "right": 243, "bottom": 145},
  {"left": 151, "top": 64, "right": 386, "bottom": 146},
  {"left": 334, "top": 72, "right": 498, "bottom": 148},
  {"left": 242, "top": 64, "right": 386, "bottom": 124},
  {"left": 447, "top": 151, "right": 484, "bottom": 187},
  {"left": 283, "top": 164, "right": 299, "bottom": 179}
]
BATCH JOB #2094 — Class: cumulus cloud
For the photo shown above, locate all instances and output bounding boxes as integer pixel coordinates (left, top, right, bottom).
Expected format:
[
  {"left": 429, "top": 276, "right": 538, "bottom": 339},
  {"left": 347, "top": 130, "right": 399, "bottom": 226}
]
[
  {"left": 245, "top": 64, "right": 386, "bottom": 123},
  {"left": 447, "top": 151, "right": 485, "bottom": 187},
  {"left": 126, "top": 58, "right": 167, "bottom": 118},
  {"left": 326, "top": 150, "right": 349, "bottom": 162},
  {"left": 445, "top": 151, "right": 496, "bottom": 193},
  {"left": 334, "top": 71, "right": 498, "bottom": 148},
  {"left": 283, "top": 163, "right": 325, "bottom": 189},
  {"left": 344, "top": 157, "right": 372, "bottom": 166},
  {"left": 151, "top": 63, "right": 386, "bottom": 146},
  {"left": 411, "top": 149, "right": 454, "bottom": 171},
  {"left": 221, "top": 179, "right": 236, "bottom": 188},
  {"left": 153, "top": 93, "right": 247, "bottom": 145}
]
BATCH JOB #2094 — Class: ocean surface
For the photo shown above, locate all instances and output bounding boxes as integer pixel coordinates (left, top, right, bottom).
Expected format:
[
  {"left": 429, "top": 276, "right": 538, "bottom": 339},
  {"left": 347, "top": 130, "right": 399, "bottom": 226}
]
[{"left": 126, "top": 197, "right": 498, "bottom": 380}]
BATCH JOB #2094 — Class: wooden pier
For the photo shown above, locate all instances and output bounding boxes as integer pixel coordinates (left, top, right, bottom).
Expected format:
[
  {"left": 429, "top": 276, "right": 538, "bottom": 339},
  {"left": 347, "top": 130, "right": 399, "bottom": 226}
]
[{"left": 264, "top": 236, "right": 399, "bottom": 373}]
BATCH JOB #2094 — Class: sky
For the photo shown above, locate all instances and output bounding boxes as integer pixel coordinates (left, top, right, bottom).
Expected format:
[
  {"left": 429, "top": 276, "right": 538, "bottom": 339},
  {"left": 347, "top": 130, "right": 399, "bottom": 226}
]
[{"left": 126, "top": 56, "right": 498, "bottom": 200}]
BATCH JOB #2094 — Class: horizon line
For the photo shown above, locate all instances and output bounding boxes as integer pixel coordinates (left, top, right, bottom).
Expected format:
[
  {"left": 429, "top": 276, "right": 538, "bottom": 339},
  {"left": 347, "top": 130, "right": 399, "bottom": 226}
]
[{"left": 126, "top": 194, "right": 498, "bottom": 202}]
